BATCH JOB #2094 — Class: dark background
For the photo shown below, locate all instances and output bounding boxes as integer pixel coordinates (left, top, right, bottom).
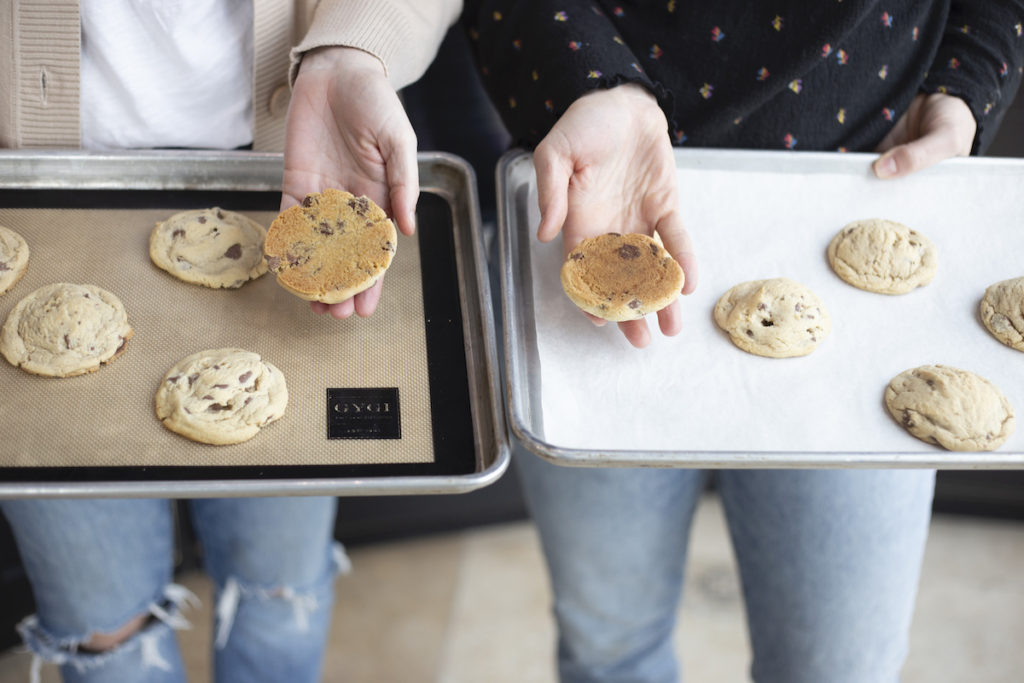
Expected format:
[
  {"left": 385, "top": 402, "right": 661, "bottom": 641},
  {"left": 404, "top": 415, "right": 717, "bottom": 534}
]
[{"left": 2, "top": 28, "right": 1023, "bottom": 652}]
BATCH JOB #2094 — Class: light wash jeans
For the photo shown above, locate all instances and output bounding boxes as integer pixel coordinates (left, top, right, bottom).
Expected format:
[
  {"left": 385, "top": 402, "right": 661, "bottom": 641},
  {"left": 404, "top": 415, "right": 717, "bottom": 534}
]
[
  {"left": 515, "top": 453, "right": 936, "bottom": 683},
  {"left": 0, "top": 497, "right": 344, "bottom": 683}
]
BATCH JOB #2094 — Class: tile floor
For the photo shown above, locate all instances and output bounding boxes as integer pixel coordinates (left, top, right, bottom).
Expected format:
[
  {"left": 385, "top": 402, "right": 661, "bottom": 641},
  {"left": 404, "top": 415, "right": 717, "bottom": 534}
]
[{"left": 1, "top": 494, "right": 1022, "bottom": 682}]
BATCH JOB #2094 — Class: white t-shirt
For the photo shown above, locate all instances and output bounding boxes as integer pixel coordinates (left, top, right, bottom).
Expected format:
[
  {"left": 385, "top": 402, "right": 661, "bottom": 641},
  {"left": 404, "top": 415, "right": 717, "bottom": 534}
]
[{"left": 80, "top": 0, "right": 255, "bottom": 150}]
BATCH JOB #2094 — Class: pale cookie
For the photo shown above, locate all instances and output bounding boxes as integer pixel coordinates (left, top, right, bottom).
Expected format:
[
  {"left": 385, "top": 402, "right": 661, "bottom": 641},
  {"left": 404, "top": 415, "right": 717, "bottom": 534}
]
[
  {"left": 155, "top": 348, "right": 288, "bottom": 445},
  {"left": 0, "top": 225, "right": 30, "bottom": 295},
  {"left": 263, "top": 190, "right": 397, "bottom": 304},
  {"left": 713, "top": 278, "right": 830, "bottom": 358},
  {"left": 0, "top": 283, "right": 133, "bottom": 377},
  {"left": 980, "top": 276, "right": 1024, "bottom": 352},
  {"left": 149, "top": 207, "right": 268, "bottom": 289},
  {"left": 560, "top": 233, "right": 684, "bottom": 322},
  {"left": 827, "top": 218, "right": 936, "bottom": 294},
  {"left": 885, "top": 364, "right": 1015, "bottom": 451}
]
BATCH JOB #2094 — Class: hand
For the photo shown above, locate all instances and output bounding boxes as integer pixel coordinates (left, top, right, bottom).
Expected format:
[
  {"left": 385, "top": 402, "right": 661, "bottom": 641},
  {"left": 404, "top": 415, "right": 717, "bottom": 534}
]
[
  {"left": 873, "top": 93, "right": 977, "bottom": 179},
  {"left": 282, "top": 47, "right": 418, "bottom": 319},
  {"left": 534, "top": 84, "right": 698, "bottom": 349}
]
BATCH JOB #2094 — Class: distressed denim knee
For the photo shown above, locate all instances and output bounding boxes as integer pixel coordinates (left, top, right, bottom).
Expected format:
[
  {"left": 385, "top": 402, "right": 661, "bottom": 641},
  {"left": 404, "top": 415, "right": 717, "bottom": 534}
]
[{"left": 16, "top": 584, "right": 198, "bottom": 683}]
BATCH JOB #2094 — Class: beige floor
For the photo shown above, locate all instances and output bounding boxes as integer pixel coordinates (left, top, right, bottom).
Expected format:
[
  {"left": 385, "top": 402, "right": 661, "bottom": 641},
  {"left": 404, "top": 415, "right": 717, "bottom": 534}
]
[{"left": 2, "top": 494, "right": 1023, "bottom": 682}]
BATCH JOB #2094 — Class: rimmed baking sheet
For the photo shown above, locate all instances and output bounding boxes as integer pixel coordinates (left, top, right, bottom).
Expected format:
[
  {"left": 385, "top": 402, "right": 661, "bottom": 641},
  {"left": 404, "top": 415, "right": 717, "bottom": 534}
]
[
  {"left": 500, "top": 148, "right": 1024, "bottom": 469},
  {"left": 0, "top": 151, "right": 508, "bottom": 497}
]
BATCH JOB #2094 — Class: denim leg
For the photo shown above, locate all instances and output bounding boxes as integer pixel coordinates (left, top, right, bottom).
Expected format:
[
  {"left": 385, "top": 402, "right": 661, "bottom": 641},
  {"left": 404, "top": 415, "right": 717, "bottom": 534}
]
[
  {"left": 716, "top": 469, "right": 936, "bottom": 683},
  {"left": 188, "top": 496, "right": 343, "bottom": 683},
  {"left": 0, "top": 498, "right": 188, "bottom": 683},
  {"left": 516, "top": 452, "right": 708, "bottom": 683}
]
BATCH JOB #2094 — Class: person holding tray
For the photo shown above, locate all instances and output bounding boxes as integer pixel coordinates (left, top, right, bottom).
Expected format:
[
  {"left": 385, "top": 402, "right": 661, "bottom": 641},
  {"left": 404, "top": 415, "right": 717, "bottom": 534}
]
[
  {"left": 0, "top": 1, "right": 459, "bottom": 682},
  {"left": 458, "top": 2, "right": 1023, "bottom": 683}
]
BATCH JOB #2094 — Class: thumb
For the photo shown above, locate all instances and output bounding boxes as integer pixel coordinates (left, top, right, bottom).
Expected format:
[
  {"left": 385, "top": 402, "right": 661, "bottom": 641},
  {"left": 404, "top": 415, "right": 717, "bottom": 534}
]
[
  {"left": 384, "top": 130, "right": 420, "bottom": 237},
  {"left": 533, "top": 143, "right": 572, "bottom": 244},
  {"left": 873, "top": 120, "right": 972, "bottom": 180}
]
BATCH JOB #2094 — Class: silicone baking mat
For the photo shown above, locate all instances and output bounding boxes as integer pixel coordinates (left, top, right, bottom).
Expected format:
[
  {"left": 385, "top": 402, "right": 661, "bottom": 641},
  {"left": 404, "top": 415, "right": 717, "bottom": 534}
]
[{"left": 0, "top": 189, "right": 477, "bottom": 481}]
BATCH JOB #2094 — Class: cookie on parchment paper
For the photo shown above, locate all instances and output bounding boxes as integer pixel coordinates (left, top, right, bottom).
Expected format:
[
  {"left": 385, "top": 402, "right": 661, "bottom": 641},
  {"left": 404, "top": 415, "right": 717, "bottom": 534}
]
[
  {"left": 155, "top": 348, "right": 288, "bottom": 445},
  {"left": 713, "top": 277, "right": 830, "bottom": 358},
  {"left": 826, "top": 218, "right": 936, "bottom": 295},
  {"left": 560, "top": 232, "right": 684, "bottom": 322},
  {"left": 263, "top": 190, "right": 397, "bottom": 304},
  {"left": 0, "top": 282, "right": 133, "bottom": 377},
  {"left": 149, "top": 207, "right": 268, "bottom": 289},
  {"left": 884, "top": 364, "right": 1015, "bottom": 451},
  {"left": 980, "top": 276, "right": 1024, "bottom": 352},
  {"left": 0, "top": 225, "right": 30, "bottom": 296}
]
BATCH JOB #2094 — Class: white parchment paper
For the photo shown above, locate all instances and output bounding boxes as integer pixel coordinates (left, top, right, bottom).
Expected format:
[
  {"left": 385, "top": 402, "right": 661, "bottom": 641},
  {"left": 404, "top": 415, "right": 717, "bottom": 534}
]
[{"left": 527, "top": 151, "right": 1024, "bottom": 455}]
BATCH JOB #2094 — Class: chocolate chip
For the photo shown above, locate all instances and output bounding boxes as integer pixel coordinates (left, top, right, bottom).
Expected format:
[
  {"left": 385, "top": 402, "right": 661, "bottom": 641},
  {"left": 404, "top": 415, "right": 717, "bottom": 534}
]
[
  {"left": 188, "top": 373, "right": 199, "bottom": 388},
  {"left": 570, "top": 252, "right": 584, "bottom": 261},
  {"left": 302, "top": 194, "right": 317, "bottom": 207},
  {"left": 746, "top": 329, "right": 755, "bottom": 337},
  {"left": 795, "top": 303, "right": 804, "bottom": 313},
  {"left": 197, "top": 216, "right": 207, "bottom": 224},
  {"left": 757, "top": 303, "right": 767, "bottom": 311},
  {"left": 64, "top": 334, "right": 71, "bottom": 349},
  {"left": 0, "top": 261, "right": 8, "bottom": 271},
  {"left": 202, "top": 394, "right": 214, "bottom": 400},
  {"left": 628, "top": 299, "right": 642, "bottom": 309},
  {"left": 166, "top": 375, "right": 181, "bottom": 384},
  {"left": 618, "top": 244, "right": 641, "bottom": 260},
  {"left": 206, "top": 403, "right": 231, "bottom": 412},
  {"left": 216, "top": 210, "right": 225, "bottom": 219},
  {"left": 238, "top": 371, "right": 252, "bottom": 384},
  {"left": 213, "top": 384, "right": 228, "bottom": 389},
  {"left": 926, "top": 379, "right": 935, "bottom": 388},
  {"left": 902, "top": 410, "right": 915, "bottom": 428},
  {"left": 223, "top": 243, "right": 242, "bottom": 259},
  {"left": 760, "top": 319, "right": 774, "bottom": 327},
  {"left": 265, "top": 255, "right": 282, "bottom": 271},
  {"left": 172, "top": 229, "right": 186, "bottom": 239},
  {"left": 649, "top": 243, "right": 659, "bottom": 256},
  {"left": 318, "top": 221, "right": 333, "bottom": 236}
]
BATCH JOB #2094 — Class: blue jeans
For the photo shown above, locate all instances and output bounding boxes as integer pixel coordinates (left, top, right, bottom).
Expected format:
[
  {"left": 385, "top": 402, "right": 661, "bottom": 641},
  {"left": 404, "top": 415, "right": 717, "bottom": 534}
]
[
  {"left": 515, "top": 454, "right": 936, "bottom": 683},
  {"left": 0, "top": 497, "right": 343, "bottom": 683}
]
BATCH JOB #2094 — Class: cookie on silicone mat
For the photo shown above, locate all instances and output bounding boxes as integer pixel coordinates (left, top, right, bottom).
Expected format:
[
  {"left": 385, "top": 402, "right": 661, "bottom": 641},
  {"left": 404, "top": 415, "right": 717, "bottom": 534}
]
[
  {"left": 155, "top": 348, "right": 288, "bottom": 445},
  {"left": 713, "top": 277, "right": 830, "bottom": 358},
  {"left": 0, "top": 282, "right": 133, "bottom": 377},
  {"left": 0, "top": 225, "right": 30, "bottom": 296},
  {"left": 826, "top": 218, "right": 936, "bottom": 295},
  {"left": 149, "top": 207, "right": 268, "bottom": 289},
  {"left": 560, "top": 232, "right": 684, "bottom": 322},
  {"left": 263, "top": 189, "right": 397, "bottom": 304},
  {"left": 885, "top": 364, "right": 1015, "bottom": 451},
  {"left": 980, "top": 276, "right": 1024, "bottom": 352}
]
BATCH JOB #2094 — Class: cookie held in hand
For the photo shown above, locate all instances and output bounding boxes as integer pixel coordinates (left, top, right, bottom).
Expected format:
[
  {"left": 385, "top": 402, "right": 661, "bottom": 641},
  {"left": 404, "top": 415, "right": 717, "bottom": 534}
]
[
  {"left": 264, "top": 190, "right": 397, "bottom": 304},
  {"left": 560, "top": 233, "right": 684, "bottom": 321}
]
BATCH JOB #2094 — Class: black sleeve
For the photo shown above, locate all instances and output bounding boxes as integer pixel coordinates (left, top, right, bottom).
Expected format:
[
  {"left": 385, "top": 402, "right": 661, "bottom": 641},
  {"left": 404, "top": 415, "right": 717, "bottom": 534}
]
[
  {"left": 462, "top": 0, "right": 667, "bottom": 147},
  {"left": 921, "top": 1, "right": 1024, "bottom": 153}
]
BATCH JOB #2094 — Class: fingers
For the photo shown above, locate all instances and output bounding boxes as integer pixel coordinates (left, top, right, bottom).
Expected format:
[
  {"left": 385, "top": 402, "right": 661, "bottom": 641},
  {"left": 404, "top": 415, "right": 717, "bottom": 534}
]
[
  {"left": 353, "top": 278, "right": 385, "bottom": 317},
  {"left": 873, "top": 129, "right": 962, "bottom": 179},
  {"left": 654, "top": 210, "right": 698, "bottom": 295},
  {"left": 384, "top": 126, "right": 420, "bottom": 237},
  {"left": 534, "top": 142, "right": 572, "bottom": 244},
  {"left": 618, "top": 319, "right": 652, "bottom": 349}
]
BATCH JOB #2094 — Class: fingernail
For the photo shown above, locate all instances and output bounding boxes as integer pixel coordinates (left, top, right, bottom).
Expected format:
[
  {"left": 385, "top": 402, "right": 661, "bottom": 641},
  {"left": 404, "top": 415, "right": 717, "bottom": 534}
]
[{"left": 876, "top": 156, "right": 898, "bottom": 178}]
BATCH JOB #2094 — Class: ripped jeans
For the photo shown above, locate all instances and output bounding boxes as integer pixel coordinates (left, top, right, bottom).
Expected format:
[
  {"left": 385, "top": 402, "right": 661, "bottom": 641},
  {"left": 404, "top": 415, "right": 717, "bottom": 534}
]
[{"left": 0, "top": 497, "right": 345, "bottom": 683}]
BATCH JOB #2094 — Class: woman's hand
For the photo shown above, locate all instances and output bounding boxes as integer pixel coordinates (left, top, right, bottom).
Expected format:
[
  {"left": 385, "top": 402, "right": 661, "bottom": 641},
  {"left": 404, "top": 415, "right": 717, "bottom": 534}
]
[
  {"left": 282, "top": 47, "right": 419, "bottom": 319},
  {"left": 873, "top": 93, "right": 977, "bottom": 179},
  {"left": 534, "top": 84, "right": 698, "bottom": 348}
]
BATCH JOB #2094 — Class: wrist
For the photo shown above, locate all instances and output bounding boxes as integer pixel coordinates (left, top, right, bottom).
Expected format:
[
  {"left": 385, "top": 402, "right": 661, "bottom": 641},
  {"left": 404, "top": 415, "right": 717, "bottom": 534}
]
[{"left": 297, "top": 46, "right": 386, "bottom": 79}]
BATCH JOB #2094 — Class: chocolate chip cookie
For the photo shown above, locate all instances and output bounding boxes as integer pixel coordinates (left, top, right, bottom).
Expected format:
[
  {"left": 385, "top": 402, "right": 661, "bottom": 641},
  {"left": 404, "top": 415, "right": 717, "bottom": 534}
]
[
  {"left": 263, "top": 190, "right": 397, "bottom": 303},
  {"left": 149, "top": 207, "right": 268, "bottom": 289},
  {"left": 827, "top": 218, "right": 937, "bottom": 294},
  {"left": 560, "top": 233, "right": 684, "bottom": 321},
  {"left": 885, "top": 364, "right": 1015, "bottom": 451},
  {"left": 0, "top": 225, "right": 30, "bottom": 296},
  {"left": 713, "top": 278, "right": 830, "bottom": 358},
  {"left": 0, "top": 283, "right": 133, "bottom": 377},
  {"left": 980, "top": 276, "right": 1024, "bottom": 352},
  {"left": 155, "top": 348, "right": 288, "bottom": 445}
]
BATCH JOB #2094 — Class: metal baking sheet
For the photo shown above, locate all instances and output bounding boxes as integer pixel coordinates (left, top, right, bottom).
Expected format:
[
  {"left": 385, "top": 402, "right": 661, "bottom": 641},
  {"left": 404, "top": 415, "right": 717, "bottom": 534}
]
[
  {"left": 499, "top": 148, "right": 1024, "bottom": 469},
  {"left": 0, "top": 150, "right": 508, "bottom": 497}
]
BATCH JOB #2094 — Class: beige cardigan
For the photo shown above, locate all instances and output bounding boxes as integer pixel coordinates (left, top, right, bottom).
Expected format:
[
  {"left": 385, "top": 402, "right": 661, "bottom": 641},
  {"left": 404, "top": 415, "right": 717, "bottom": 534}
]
[{"left": 0, "top": 0, "right": 461, "bottom": 151}]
